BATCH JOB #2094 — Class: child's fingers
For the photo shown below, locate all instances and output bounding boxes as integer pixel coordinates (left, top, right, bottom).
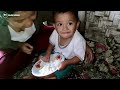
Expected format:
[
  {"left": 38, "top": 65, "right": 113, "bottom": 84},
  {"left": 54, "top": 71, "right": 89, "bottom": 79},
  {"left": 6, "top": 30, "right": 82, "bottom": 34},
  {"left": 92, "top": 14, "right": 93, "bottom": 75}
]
[
  {"left": 39, "top": 56, "right": 49, "bottom": 62},
  {"left": 57, "top": 63, "right": 62, "bottom": 70},
  {"left": 39, "top": 55, "right": 43, "bottom": 59},
  {"left": 44, "top": 58, "right": 50, "bottom": 62}
]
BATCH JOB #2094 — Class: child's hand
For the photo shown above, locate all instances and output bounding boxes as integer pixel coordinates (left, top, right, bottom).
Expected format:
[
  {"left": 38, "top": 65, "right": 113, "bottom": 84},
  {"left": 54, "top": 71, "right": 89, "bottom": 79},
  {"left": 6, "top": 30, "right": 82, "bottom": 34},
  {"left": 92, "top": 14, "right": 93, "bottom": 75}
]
[
  {"left": 39, "top": 55, "right": 50, "bottom": 62},
  {"left": 57, "top": 61, "right": 67, "bottom": 70}
]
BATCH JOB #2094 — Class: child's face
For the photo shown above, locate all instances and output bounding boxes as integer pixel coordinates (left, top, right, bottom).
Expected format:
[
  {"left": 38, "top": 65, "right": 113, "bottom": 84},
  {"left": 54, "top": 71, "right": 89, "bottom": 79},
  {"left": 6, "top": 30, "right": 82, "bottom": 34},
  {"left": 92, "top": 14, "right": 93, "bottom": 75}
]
[
  {"left": 7, "top": 11, "right": 37, "bottom": 31},
  {"left": 53, "top": 11, "right": 79, "bottom": 39}
]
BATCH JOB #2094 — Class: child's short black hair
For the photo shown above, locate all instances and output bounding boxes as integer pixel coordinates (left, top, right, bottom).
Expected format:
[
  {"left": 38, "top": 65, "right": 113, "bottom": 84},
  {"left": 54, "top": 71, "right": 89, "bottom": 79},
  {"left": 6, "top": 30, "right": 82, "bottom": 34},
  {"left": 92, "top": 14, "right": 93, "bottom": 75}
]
[{"left": 52, "top": 10, "right": 79, "bottom": 22}]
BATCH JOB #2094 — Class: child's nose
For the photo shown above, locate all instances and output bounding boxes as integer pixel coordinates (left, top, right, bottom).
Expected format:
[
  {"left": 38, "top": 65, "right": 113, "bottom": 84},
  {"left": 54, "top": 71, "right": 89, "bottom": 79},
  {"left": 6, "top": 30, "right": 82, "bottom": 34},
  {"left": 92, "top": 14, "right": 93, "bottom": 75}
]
[{"left": 63, "top": 25, "right": 68, "bottom": 30}]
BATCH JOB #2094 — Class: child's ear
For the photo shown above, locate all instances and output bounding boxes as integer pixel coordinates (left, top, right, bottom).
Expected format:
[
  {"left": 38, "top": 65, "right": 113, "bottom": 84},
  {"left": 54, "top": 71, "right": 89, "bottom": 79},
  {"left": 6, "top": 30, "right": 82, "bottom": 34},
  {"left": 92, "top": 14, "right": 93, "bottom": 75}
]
[
  {"left": 53, "top": 24, "right": 55, "bottom": 28},
  {"left": 77, "top": 21, "right": 80, "bottom": 29}
]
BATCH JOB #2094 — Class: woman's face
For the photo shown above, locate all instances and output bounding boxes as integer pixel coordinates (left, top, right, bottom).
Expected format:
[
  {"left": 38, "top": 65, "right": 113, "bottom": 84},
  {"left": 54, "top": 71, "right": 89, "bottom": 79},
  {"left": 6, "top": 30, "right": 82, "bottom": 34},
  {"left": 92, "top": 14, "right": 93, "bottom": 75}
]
[
  {"left": 7, "top": 11, "right": 37, "bottom": 31},
  {"left": 54, "top": 11, "right": 79, "bottom": 39}
]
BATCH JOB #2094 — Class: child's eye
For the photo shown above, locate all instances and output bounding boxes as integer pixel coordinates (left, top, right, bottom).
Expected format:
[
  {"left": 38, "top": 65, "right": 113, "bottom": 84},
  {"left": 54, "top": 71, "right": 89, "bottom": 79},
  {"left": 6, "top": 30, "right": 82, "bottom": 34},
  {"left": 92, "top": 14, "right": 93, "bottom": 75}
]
[
  {"left": 68, "top": 22, "right": 73, "bottom": 25},
  {"left": 56, "top": 23, "right": 62, "bottom": 26}
]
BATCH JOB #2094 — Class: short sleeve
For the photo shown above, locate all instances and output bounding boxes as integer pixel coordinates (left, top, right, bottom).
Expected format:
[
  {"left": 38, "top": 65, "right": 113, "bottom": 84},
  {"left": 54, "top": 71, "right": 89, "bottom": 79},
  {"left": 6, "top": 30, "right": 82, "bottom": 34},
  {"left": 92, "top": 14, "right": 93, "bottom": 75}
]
[
  {"left": 74, "top": 36, "right": 86, "bottom": 61},
  {"left": 49, "top": 30, "right": 57, "bottom": 46}
]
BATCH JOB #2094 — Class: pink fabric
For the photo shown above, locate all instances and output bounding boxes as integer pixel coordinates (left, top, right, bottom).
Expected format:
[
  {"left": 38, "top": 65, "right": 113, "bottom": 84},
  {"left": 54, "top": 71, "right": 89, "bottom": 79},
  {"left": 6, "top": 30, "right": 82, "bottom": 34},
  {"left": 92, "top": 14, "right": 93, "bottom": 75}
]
[
  {"left": 0, "top": 51, "right": 6, "bottom": 64},
  {"left": 0, "top": 57, "right": 6, "bottom": 64}
]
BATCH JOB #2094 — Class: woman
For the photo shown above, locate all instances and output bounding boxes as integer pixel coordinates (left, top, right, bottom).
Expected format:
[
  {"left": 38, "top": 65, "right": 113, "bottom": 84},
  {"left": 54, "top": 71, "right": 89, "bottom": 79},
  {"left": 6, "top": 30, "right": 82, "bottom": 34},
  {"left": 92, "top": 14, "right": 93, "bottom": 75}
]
[{"left": 0, "top": 11, "right": 94, "bottom": 79}]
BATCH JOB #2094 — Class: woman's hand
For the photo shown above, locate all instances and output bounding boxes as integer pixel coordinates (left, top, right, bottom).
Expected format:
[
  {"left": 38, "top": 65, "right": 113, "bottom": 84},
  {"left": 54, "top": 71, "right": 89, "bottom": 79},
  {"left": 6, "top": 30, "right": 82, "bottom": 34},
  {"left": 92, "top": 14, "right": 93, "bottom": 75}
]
[{"left": 19, "top": 43, "right": 33, "bottom": 54}]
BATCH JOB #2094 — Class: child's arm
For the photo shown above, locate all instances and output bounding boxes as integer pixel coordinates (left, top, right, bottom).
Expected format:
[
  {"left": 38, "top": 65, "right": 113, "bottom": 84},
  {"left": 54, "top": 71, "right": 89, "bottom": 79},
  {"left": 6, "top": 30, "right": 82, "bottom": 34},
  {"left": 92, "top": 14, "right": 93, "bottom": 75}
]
[
  {"left": 39, "top": 43, "right": 54, "bottom": 62},
  {"left": 45, "top": 43, "right": 54, "bottom": 56},
  {"left": 58, "top": 56, "right": 80, "bottom": 70},
  {"left": 85, "top": 44, "right": 94, "bottom": 63}
]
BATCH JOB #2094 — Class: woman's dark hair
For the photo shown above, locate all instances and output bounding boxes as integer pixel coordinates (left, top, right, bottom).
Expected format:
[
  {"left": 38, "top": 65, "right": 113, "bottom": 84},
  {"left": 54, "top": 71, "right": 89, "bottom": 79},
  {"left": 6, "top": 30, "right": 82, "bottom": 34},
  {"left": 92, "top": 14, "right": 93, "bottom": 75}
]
[
  {"left": 52, "top": 10, "right": 79, "bottom": 22},
  {"left": 5, "top": 11, "right": 16, "bottom": 14}
]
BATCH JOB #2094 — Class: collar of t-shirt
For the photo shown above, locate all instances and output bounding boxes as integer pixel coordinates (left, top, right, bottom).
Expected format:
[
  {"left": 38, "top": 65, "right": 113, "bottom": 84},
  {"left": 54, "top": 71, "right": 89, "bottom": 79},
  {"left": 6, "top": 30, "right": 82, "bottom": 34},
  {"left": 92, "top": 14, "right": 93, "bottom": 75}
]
[{"left": 8, "top": 23, "right": 36, "bottom": 42}]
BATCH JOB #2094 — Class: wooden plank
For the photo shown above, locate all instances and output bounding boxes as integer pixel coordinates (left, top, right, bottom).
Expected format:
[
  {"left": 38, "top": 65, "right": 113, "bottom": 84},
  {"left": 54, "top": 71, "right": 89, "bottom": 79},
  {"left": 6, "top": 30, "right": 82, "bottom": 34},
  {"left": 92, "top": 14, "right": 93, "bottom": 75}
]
[
  {"left": 95, "top": 11, "right": 104, "bottom": 16},
  {"left": 109, "top": 11, "right": 115, "bottom": 21}
]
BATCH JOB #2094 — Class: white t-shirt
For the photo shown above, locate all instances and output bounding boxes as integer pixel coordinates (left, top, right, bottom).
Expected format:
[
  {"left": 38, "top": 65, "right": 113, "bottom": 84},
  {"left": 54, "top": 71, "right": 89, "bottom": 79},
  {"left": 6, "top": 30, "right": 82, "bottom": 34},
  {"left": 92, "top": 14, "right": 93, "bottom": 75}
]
[
  {"left": 8, "top": 23, "right": 36, "bottom": 42},
  {"left": 49, "top": 30, "right": 86, "bottom": 61}
]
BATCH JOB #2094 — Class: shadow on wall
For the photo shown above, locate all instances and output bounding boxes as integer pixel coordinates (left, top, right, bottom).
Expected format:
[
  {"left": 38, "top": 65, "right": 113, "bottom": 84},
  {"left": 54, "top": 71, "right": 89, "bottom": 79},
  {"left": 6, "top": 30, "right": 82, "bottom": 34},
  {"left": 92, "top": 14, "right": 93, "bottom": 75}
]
[{"left": 34, "top": 11, "right": 53, "bottom": 31}]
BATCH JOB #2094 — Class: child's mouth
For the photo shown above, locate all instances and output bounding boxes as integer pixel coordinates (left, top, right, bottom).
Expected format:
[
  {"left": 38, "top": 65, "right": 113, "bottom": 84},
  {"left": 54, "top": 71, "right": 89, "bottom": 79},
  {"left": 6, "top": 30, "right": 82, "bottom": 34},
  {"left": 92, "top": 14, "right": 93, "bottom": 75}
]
[{"left": 62, "top": 32, "right": 70, "bottom": 34}]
